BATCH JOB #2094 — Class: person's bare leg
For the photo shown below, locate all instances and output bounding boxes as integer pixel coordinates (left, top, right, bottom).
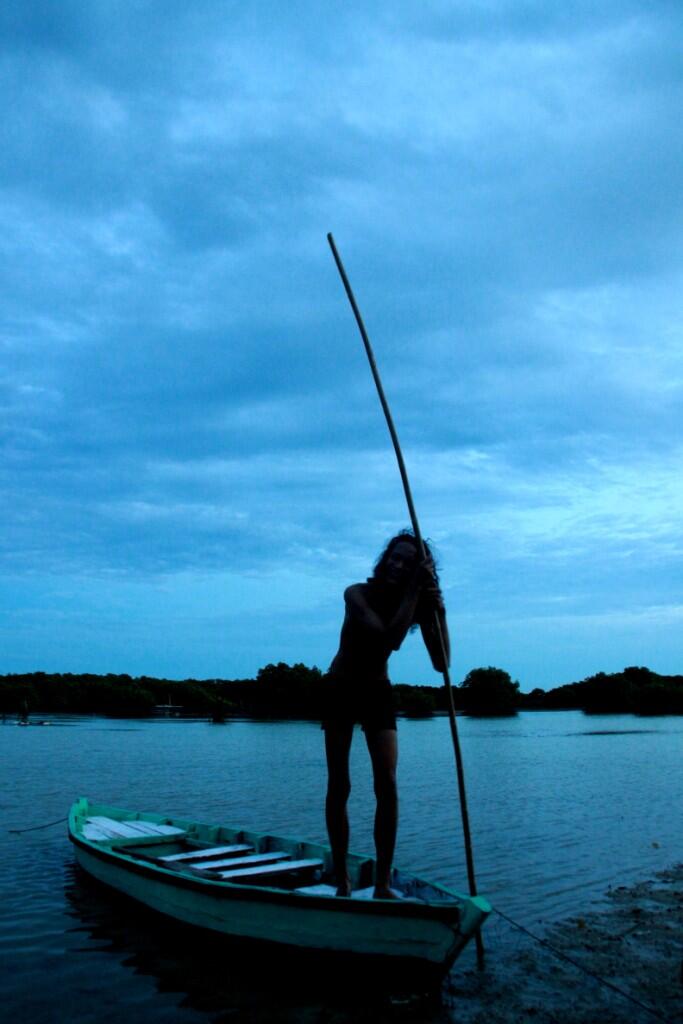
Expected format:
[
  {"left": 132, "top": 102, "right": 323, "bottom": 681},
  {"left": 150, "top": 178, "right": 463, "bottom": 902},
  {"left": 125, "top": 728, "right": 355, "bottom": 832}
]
[
  {"left": 365, "top": 728, "right": 398, "bottom": 898},
  {"left": 324, "top": 725, "right": 354, "bottom": 896}
]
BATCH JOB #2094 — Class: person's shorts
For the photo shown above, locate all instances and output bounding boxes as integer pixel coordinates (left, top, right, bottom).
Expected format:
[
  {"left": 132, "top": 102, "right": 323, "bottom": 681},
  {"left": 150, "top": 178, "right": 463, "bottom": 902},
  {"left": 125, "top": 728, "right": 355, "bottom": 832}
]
[{"left": 320, "top": 674, "right": 396, "bottom": 733}]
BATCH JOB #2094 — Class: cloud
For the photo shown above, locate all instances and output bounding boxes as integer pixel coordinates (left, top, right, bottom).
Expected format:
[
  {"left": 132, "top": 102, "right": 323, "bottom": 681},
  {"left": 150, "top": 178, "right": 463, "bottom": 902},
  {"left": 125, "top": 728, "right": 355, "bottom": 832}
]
[{"left": 1, "top": 1, "right": 681, "bottom": 684}]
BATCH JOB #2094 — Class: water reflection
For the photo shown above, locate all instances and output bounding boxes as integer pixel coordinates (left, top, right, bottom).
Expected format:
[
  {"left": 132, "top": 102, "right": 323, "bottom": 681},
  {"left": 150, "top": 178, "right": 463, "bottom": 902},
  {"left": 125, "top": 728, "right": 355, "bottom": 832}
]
[
  {"left": 570, "top": 730, "right": 660, "bottom": 736},
  {"left": 4, "top": 712, "right": 682, "bottom": 1022},
  {"left": 64, "top": 864, "right": 450, "bottom": 1023}
]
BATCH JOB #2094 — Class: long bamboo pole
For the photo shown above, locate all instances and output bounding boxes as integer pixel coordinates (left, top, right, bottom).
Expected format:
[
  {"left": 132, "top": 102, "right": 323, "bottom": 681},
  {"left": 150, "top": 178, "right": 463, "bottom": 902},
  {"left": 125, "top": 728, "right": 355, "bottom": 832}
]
[{"left": 327, "top": 232, "right": 485, "bottom": 968}]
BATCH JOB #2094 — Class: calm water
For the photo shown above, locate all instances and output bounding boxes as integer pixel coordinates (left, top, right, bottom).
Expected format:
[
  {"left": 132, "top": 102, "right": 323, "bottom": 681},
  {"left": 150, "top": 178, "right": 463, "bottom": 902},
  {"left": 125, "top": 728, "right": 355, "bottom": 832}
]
[{"left": 1, "top": 711, "right": 681, "bottom": 1021}]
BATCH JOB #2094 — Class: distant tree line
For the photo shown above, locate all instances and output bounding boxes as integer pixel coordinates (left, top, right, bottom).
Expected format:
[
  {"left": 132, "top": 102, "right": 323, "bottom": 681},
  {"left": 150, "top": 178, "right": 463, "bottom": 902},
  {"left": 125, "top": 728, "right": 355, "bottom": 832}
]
[
  {"left": 0, "top": 671, "right": 231, "bottom": 718},
  {"left": 0, "top": 663, "right": 681, "bottom": 719},
  {"left": 518, "top": 665, "right": 683, "bottom": 715}
]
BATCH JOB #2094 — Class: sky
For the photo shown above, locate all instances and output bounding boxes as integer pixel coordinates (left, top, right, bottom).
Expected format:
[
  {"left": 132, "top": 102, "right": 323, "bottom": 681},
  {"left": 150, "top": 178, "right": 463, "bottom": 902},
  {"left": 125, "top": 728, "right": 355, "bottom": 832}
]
[{"left": 1, "top": 1, "right": 682, "bottom": 691}]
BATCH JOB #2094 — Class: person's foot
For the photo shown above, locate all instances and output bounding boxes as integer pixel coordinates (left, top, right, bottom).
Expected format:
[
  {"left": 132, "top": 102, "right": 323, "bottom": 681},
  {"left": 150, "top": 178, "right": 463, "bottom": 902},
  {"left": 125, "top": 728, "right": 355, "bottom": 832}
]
[
  {"left": 335, "top": 877, "right": 352, "bottom": 897},
  {"left": 373, "top": 885, "right": 398, "bottom": 899}
]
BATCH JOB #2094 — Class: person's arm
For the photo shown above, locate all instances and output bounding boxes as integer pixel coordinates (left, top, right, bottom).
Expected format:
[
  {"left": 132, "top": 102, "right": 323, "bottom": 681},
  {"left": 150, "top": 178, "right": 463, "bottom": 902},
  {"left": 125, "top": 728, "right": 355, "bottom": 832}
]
[
  {"left": 418, "top": 582, "right": 450, "bottom": 672},
  {"left": 344, "top": 572, "right": 423, "bottom": 651}
]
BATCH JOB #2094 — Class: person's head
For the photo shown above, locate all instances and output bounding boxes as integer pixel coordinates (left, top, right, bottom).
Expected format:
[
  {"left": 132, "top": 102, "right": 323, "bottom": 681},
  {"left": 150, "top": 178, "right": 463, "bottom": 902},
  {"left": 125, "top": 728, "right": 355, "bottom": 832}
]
[{"left": 371, "top": 530, "right": 439, "bottom": 588}]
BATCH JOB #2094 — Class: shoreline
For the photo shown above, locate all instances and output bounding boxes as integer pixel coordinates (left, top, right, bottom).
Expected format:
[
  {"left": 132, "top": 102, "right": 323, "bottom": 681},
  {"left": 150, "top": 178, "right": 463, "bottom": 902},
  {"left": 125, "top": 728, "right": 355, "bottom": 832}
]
[{"left": 445, "top": 864, "right": 682, "bottom": 1023}]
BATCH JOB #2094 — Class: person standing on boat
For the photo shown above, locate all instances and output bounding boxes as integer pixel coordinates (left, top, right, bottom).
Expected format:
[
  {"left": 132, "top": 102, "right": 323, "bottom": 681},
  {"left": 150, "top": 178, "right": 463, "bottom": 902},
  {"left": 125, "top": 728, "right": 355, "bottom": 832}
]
[{"left": 322, "top": 530, "right": 449, "bottom": 899}]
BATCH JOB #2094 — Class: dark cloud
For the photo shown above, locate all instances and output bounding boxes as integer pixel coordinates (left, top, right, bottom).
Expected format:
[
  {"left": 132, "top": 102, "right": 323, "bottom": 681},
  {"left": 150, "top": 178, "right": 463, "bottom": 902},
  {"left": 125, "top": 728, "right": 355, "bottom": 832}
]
[
  {"left": 1, "top": 1, "right": 681, "bottom": 682},
  {"left": 396, "top": 1, "right": 681, "bottom": 44}
]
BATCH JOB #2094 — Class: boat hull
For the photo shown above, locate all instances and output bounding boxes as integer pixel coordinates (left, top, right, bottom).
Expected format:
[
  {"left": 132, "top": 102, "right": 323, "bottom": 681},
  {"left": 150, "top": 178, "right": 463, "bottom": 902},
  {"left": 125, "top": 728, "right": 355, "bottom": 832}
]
[{"left": 69, "top": 799, "right": 489, "bottom": 978}]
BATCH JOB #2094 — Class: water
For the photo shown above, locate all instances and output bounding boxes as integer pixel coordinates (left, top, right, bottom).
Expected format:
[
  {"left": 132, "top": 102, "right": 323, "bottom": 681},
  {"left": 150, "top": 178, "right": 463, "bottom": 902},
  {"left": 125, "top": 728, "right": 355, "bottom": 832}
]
[{"left": 1, "top": 711, "right": 681, "bottom": 1021}]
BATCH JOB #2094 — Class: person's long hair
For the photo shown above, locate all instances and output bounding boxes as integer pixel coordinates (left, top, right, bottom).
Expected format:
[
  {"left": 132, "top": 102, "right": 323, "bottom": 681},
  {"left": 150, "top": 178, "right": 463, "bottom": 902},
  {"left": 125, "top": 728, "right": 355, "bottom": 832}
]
[{"left": 369, "top": 530, "right": 441, "bottom": 629}]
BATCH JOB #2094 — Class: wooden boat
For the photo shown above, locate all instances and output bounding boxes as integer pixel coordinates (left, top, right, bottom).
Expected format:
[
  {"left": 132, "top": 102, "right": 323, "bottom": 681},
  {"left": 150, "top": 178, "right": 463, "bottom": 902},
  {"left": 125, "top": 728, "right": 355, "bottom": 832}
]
[{"left": 68, "top": 798, "right": 490, "bottom": 981}]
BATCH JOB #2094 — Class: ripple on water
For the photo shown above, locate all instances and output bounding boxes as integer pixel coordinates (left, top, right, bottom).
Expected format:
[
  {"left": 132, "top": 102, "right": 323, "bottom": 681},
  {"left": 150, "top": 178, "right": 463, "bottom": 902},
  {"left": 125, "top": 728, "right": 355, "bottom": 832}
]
[{"left": 1, "top": 712, "right": 681, "bottom": 1021}]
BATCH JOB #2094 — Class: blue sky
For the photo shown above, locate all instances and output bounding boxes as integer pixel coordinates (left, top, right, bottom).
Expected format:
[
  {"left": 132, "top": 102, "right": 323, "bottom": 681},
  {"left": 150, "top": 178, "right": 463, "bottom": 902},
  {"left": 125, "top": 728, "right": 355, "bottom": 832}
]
[{"left": 1, "top": 1, "right": 681, "bottom": 690}]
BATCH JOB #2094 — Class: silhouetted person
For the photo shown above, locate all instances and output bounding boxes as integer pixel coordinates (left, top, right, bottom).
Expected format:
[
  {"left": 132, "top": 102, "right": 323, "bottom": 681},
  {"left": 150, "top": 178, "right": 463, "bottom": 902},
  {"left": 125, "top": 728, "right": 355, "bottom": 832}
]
[{"left": 322, "top": 531, "right": 449, "bottom": 898}]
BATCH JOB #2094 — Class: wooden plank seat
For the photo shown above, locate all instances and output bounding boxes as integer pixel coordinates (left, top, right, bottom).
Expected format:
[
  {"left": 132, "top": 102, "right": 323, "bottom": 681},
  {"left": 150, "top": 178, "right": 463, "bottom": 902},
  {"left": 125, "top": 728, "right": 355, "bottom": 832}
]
[
  {"left": 159, "top": 844, "right": 253, "bottom": 863},
  {"left": 83, "top": 816, "right": 185, "bottom": 841},
  {"left": 82, "top": 824, "right": 114, "bottom": 841},
  {"left": 294, "top": 884, "right": 338, "bottom": 896},
  {"left": 192, "top": 851, "right": 291, "bottom": 872},
  {"left": 115, "top": 820, "right": 184, "bottom": 837},
  {"left": 215, "top": 858, "right": 323, "bottom": 882}
]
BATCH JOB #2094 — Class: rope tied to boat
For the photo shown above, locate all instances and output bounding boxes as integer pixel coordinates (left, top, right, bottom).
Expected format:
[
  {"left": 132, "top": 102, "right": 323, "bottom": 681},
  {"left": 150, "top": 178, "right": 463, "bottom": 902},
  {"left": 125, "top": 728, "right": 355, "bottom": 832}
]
[
  {"left": 8, "top": 816, "right": 67, "bottom": 834},
  {"left": 492, "top": 906, "right": 675, "bottom": 1024}
]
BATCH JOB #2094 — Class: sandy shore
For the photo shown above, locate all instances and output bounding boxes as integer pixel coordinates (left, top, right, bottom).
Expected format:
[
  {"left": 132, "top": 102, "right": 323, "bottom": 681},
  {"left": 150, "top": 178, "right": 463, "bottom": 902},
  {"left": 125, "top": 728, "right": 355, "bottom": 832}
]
[{"left": 442, "top": 864, "right": 682, "bottom": 1024}]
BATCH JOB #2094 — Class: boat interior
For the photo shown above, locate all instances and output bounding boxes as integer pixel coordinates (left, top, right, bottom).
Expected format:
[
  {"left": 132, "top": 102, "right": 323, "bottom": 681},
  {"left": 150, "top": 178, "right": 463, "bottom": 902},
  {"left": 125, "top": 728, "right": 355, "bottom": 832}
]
[{"left": 76, "top": 807, "right": 456, "bottom": 903}]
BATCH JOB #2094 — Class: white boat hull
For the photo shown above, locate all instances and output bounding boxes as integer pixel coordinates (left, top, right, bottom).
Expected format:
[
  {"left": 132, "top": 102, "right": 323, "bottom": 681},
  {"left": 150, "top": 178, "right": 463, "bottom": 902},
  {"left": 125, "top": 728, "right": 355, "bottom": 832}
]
[{"left": 69, "top": 799, "right": 490, "bottom": 976}]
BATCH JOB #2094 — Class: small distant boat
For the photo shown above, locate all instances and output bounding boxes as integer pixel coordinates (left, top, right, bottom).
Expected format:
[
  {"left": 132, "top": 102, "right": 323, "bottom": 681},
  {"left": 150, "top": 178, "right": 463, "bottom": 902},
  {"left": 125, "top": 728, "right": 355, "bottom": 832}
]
[
  {"left": 152, "top": 703, "right": 184, "bottom": 716},
  {"left": 68, "top": 798, "right": 490, "bottom": 981}
]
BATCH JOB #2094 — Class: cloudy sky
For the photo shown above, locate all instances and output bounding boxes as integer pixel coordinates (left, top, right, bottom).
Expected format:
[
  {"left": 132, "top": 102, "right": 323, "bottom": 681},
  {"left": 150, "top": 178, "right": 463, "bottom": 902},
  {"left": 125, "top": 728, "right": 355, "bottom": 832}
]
[{"left": 1, "top": 1, "right": 681, "bottom": 690}]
